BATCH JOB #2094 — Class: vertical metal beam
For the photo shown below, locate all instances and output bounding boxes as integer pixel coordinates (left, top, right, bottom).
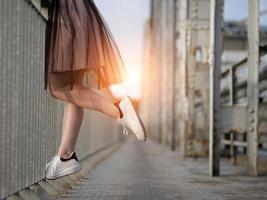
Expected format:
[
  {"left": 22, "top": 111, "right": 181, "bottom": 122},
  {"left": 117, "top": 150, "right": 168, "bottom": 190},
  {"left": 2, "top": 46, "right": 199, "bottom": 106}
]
[
  {"left": 179, "top": 0, "right": 188, "bottom": 157},
  {"left": 171, "top": 0, "right": 178, "bottom": 151},
  {"left": 187, "top": 27, "right": 196, "bottom": 157},
  {"left": 157, "top": 0, "right": 163, "bottom": 144},
  {"left": 209, "top": 0, "right": 223, "bottom": 177},
  {"left": 229, "top": 68, "right": 234, "bottom": 105},
  {"left": 247, "top": 0, "right": 259, "bottom": 176}
]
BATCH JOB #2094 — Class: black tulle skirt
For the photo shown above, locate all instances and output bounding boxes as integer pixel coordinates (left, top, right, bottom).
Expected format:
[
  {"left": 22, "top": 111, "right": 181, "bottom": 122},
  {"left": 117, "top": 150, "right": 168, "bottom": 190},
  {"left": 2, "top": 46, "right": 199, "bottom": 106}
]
[{"left": 44, "top": 0, "right": 128, "bottom": 91}]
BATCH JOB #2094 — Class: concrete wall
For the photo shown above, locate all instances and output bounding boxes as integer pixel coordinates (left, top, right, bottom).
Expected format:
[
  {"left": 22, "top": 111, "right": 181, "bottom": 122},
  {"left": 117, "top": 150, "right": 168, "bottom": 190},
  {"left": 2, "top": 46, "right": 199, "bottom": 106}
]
[{"left": 0, "top": 0, "right": 122, "bottom": 199}]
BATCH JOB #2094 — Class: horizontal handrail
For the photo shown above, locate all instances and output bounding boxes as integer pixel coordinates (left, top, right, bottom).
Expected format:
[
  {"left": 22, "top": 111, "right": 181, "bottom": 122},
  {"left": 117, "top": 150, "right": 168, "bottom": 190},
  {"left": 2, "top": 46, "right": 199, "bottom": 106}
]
[{"left": 25, "top": 0, "right": 48, "bottom": 21}]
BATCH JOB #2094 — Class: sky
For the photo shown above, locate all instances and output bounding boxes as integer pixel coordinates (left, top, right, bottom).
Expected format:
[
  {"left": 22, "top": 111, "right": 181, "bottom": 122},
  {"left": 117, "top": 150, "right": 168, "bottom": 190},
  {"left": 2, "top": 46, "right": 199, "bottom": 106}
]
[
  {"left": 95, "top": 0, "right": 150, "bottom": 99},
  {"left": 224, "top": 0, "right": 267, "bottom": 25},
  {"left": 94, "top": 0, "right": 267, "bottom": 99}
]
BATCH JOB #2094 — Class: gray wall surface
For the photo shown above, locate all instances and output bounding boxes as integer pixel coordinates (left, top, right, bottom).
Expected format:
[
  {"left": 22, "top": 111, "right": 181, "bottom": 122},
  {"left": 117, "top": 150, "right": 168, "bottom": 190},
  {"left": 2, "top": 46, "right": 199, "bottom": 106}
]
[{"left": 0, "top": 0, "right": 122, "bottom": 199}]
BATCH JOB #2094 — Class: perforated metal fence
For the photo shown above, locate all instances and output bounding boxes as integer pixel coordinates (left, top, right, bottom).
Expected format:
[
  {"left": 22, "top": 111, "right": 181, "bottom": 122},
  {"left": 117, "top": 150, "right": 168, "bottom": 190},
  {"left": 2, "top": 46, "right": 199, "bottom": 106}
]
[{"left": 0, "top": 1, "right": 122, "bottom": 199}]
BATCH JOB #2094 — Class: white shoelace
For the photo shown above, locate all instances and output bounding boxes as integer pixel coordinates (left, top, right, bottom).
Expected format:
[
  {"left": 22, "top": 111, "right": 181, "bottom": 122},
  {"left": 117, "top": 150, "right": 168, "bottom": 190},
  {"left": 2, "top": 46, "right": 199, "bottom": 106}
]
[{"left": 118, "top": 119, "right": 129, "bottom": 136}]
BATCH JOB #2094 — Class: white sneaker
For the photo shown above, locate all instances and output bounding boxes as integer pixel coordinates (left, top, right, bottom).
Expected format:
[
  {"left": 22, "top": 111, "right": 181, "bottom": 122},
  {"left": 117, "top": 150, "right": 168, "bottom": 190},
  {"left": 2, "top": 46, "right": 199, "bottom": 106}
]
[
  {"left": 117, "top": 96, "right": 147, "bottom": 141},
  {"left": 45, "top": 152, "right": 81, "bottom": 180}
]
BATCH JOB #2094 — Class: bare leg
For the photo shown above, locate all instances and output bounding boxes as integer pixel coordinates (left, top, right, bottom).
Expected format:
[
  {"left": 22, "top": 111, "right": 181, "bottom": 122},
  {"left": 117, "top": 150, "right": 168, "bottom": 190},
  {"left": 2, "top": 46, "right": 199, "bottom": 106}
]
[
  {"left": 50, "top": 83, "right": 120, "bottom": 120},
  {"left": 57, "top": 102, "right": 84, "bottom": 158},
  {"left": 48, "top": 71, "right": 121, "bottom": 120},
  {"left": 48, "top": 71, "right": 121, "bottom": 158}
]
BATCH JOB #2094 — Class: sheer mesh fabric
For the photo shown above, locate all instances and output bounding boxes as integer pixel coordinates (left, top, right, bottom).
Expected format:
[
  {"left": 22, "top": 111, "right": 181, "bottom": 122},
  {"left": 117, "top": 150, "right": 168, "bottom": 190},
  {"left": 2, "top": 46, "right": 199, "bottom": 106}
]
[{"left": 44, "top": 0, "right": 128, "bottom": 93}]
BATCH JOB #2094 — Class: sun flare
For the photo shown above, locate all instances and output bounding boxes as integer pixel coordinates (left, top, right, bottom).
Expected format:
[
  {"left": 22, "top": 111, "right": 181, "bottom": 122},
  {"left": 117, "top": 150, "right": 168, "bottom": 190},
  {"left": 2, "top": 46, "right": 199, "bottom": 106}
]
[{"left": 109, "top": 65, "right": 142, "bottom": 100}]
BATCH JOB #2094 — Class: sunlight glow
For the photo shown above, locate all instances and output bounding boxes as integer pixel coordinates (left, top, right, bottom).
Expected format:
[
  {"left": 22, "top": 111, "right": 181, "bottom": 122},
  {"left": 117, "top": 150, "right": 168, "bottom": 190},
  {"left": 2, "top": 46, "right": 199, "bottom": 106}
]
[{"left": 109, "top": 65, "right": 142, "bottom": 100}]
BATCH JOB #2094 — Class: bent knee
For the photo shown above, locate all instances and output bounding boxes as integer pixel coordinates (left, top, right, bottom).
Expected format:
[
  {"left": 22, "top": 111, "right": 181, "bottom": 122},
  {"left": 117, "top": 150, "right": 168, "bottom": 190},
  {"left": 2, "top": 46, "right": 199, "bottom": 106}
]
[
  {"left": 47, "top": 83, "right": 75, "bottom": 100},
  {"left": 47, "top": 86, "right": 60, "bottom": 100}
]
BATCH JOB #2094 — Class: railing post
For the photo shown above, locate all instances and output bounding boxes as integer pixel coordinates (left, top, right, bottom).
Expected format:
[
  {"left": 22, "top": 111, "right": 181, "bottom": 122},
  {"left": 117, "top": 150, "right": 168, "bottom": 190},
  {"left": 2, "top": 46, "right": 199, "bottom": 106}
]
[
  {"left": 247, "top": 0, "right": 259, "bottom": 176},
  {"left": 171, "top": 0, "right": 178, "bottom": 151},
  {"left": 209, "top": 0, "right": 223, "bottom": 177}
]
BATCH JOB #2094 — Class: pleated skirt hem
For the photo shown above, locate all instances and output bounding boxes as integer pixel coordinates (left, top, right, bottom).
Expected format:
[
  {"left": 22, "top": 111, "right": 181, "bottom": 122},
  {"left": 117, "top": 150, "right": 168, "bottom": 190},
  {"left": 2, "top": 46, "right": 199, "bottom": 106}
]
[{"left": 44, "top": 0, "right": 129, "bottom": 91}]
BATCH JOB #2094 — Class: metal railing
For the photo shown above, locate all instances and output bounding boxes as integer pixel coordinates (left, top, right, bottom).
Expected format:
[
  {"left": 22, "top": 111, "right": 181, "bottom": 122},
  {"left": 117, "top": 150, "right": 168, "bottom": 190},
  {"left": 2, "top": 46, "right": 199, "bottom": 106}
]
[
  {"left": 0, "top": 1, "right": 122, "bottom": 199},
  {"left": 220, "top": 46, "right": 267, "bottom": 164},
  {"left": 140, "top": 0, "right": 267, "bottom": 177}
]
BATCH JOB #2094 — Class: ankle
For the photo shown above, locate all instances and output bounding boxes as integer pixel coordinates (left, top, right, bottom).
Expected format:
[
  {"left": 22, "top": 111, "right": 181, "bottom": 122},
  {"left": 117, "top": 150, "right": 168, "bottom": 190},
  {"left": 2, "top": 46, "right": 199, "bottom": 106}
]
[
  {"left": 113, "top": 101, "right": 123, "bottom": 119},
  {"left": 57, "top": 150, "right": 74, "bottom": 159}
]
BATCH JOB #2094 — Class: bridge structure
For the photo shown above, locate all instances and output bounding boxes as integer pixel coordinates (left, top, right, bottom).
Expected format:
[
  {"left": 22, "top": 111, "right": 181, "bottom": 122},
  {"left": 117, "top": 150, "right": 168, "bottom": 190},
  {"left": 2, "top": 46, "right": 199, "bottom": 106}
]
[
  {"left": 0, "top": 0, "right": 267, "bottom": 199},
  {"left": 140, "top": 0, "right": 267, "bottom": 177}
]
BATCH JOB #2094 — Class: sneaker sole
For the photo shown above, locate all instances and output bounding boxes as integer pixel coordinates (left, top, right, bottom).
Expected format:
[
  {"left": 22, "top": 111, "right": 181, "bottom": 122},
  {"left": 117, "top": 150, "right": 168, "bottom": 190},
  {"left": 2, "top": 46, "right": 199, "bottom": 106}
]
[
  {"left": 136, "top": 113, "right": 147, "bottom": 141},
  {"left": 123, "top": 96, "right": 147, "bottom": 142},
  {"left": 46, "top": 164, "right": 81, "bottom": 180}
]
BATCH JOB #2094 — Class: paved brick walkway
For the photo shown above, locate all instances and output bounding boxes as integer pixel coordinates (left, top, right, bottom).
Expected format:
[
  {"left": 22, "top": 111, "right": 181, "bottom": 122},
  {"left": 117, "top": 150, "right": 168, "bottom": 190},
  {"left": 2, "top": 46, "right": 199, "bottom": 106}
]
[{"left": 59, "top": 136, "right": 267, "bottom": 200}]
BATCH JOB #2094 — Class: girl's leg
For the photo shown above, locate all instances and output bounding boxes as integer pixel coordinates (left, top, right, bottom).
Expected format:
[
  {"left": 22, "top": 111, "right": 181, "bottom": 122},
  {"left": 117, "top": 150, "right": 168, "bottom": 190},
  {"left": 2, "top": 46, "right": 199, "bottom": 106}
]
[
  {"left": 55, "top": 71, "right": 85, "bottom": 158},
  {"left": 48, "top": 70, "right": 121, "bottom": 120},
  {"left": 57, "top": 102, "right": 84, "bottom": 158},
  {"left": 48, "top": 70, "right": 121, "bottom": 158}
]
